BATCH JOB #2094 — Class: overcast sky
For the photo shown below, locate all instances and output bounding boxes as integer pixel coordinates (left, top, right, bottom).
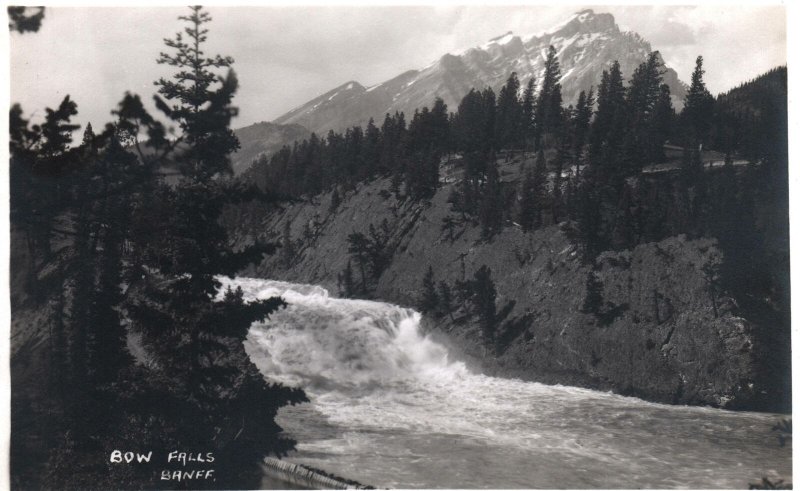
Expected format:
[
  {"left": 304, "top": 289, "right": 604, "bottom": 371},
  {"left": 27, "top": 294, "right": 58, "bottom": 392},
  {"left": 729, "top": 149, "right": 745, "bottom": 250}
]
[{"left": 9, "top": 4, "right": 787, "bottom": 133}]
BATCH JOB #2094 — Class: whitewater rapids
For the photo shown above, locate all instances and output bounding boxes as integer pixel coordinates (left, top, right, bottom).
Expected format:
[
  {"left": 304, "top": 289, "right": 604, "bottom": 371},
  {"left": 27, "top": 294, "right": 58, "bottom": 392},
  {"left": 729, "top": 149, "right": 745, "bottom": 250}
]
[{"left": 219, "top": 277, "right": 791, "bottom": 489}]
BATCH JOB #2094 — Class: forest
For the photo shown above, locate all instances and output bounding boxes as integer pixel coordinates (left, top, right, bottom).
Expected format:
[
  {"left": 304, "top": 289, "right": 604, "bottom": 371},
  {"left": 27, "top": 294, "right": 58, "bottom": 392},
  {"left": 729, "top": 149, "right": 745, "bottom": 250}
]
[
  {"left": 9, "top": 5, "right": 789, "bottom": 490},
  {"left": 245, "top": 48, "right": 788, "bottom": 339},
  {"left": 10, "top": 7, "right": 306, "bottom": 489}
]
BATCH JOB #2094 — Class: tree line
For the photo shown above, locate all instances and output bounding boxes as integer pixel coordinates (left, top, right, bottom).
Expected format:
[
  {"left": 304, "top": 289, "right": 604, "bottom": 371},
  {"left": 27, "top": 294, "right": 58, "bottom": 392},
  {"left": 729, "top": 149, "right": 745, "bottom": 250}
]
[{"left": 259, "top": 49, "right": 787, "bottom": 346}]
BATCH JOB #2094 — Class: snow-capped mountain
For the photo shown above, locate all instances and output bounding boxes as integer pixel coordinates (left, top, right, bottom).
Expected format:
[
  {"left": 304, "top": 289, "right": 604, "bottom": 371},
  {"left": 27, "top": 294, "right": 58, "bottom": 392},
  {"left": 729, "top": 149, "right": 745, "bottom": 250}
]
[{"left": 273, "top": 9, "right": 687, "bottom": 135}]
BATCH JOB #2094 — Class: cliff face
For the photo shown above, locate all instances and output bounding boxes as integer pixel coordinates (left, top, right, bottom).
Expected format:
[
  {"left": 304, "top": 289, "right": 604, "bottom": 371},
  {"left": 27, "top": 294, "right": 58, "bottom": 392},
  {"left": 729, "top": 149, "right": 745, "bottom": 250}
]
[{"left": 229, "top": 173, "right": 780, "bottom": 411}]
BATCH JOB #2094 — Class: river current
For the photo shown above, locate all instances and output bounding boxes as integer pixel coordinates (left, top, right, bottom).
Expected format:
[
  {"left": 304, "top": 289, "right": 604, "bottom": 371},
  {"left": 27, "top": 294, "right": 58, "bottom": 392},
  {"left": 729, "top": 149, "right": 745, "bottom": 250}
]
[{"left": 219, "top": 277, "right": 792, "bottom": 489}]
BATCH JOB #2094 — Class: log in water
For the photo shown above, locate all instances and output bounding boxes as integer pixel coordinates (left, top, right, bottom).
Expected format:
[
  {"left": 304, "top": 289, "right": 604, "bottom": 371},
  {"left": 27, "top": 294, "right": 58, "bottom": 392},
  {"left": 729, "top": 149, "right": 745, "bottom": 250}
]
[{"left": 220, "top": 277, "right": 792, "bottom": 489}]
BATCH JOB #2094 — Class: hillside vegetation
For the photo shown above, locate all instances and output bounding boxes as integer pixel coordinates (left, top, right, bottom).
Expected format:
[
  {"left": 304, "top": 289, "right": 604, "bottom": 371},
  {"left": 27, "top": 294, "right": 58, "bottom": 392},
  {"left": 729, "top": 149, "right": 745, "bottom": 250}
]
[{"left": 228, "top": 62, "right": 789, "bottom": 411}]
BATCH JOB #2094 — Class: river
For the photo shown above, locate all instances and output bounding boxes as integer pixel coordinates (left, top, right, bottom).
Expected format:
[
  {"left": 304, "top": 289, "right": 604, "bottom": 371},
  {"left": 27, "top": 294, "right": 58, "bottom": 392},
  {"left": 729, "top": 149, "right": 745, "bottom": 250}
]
[{"left": 219, "top": 277, "right": 792, "bottom": 489}]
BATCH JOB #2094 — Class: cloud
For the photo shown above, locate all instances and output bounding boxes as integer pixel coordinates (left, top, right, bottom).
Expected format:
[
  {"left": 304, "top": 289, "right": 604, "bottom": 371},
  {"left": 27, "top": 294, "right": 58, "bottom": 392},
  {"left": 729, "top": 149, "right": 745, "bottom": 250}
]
[{"left": 9, "top": 5, "right": 787, "bottom": 132}]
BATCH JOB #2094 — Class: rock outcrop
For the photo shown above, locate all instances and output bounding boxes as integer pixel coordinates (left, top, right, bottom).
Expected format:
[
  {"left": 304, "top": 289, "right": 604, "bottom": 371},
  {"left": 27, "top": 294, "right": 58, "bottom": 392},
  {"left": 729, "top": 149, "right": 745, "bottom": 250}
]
[{"left": 229, "top": 164, "right": 783, "bottom": 410}]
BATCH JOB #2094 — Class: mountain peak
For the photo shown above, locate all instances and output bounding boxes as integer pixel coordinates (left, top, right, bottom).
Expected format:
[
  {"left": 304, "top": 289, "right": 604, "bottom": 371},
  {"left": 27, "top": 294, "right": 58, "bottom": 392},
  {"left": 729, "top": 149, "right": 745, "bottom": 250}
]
[
  {"left": 273, "top": 9, "right": 686, "bottom": 136},
  {"left": 526, "top": 8, "right": 618, "bottom": 42},
  {"left": 488, "top": 31, "right": 514, "bottom": 43}
]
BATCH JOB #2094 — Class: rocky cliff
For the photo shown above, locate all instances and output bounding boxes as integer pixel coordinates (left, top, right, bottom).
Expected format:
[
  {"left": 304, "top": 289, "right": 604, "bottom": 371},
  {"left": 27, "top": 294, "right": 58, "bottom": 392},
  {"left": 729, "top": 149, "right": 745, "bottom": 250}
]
[{"left": 228, "top": 159, "right": 786, "bottom": 411}]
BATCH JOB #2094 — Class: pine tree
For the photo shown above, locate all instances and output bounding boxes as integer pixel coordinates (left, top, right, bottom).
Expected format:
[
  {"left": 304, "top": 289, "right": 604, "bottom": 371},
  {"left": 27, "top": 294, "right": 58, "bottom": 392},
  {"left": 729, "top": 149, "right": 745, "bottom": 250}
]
[
  {"left": 347, "top": 232, "right": 371, "bottom": 294},
  {"left": 651, "top": 84, "right": 674, "bottom": 163},
  {"left": 472, "top": 265, "right": 497, "bottom": 344},
  {"left": 496, "top": 72, "right": 523, "bottom": 151},
  {"left": 127, "top": 8, "right": 307, "bottom": 484},
  {"left": 521, "top": 77, "right": 536, "bottom": 152},
  {"left": 624, "top": 52, "right": 666, "bottom": 171},
  {"left": 572, "top": 88, "right": 594, "bottom": 165},
  {"left": 420, "top": 266, "right": 439, "bottom": 313},
  {"left": 340, "top": 260, "right": 356, "bottom": 298},
  {"left": 154, "top": 6, "right": 239, "bottom": 180},
  {"left": 590, "top": 61, "right": 626, "bottom": 181},
  {"left": 683, "top": 55, "right": 715, "bottom": 147},
  {"left": 479, "top": 156, "right": 503, "bottom": 238},
  {"left": 575, "top": 168, "right": 604, "bottom": 261},
  {"left": 438, "top": 281, "right": 455, "bottom": 320},
  {"left": 534, "top": 45, "right": 563, "bottom": 148}
]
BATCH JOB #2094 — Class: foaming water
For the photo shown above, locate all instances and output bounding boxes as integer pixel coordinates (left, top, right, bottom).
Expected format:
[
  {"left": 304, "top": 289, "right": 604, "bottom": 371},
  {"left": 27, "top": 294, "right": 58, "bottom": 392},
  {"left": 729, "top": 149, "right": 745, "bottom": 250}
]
[{"left": 221, "top": 277, "right": 792, "bottom": 489}]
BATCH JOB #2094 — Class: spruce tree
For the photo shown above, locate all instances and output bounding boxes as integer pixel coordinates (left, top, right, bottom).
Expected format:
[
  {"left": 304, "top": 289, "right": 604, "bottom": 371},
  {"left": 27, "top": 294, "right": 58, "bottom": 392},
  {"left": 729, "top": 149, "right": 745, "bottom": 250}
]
[
  {"left": 347, "top": 232, "right": 371, "bottom": 294},
  {"left": 438, "top": 281, "right": 455, "bottom": 320},
  {"left": 496, "top": 72, "right": 523, "bottom": 151},
  {"left": 521, "top": 77, "right": 536, "bottom": 152},
  {"left": 128, "top": 7, "right": 306, "bottom": 485},
  {"left": 340, "top": 260, "right": 356, "bottom": 298},
  {"left": 590, "top": 61, "right": 626, "bottom": 181},
  {"left": 472, "top": 265, "right": 497, "bottom": 344},
  {"left": 625, "top": 53, "right": 663, "bottom": 170},
  {"left": 420, "top": 266, "right": 440, "bottom": 313},
  {"left": 534, "top": 45, "right": 563, "bottom": 148},
  {"left": 572, "top": 88, "right": 594, "bottom": 164},
  {"left": 479, "top": 156, "right": 503, "bottom": 238},
  {"left": 651, "top": 83, "right": 674, "bottom": 163},
  {"left": 683, "top": 55, "right": 715, "bottom": 147}
]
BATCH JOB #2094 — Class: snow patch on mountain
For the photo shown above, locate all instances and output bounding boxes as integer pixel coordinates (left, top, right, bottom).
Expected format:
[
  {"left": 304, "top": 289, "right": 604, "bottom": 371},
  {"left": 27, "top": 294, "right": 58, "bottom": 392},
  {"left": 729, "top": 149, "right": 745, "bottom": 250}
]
[{"left": 274, "top": 9, "right": 687, "bottom": 135}]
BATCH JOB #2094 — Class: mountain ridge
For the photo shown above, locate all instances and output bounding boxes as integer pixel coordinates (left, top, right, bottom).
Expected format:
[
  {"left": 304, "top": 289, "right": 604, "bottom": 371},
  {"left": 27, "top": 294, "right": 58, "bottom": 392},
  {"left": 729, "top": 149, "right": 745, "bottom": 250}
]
[{"left": 272, "top": 9, "right": 688, "bottom": 135}]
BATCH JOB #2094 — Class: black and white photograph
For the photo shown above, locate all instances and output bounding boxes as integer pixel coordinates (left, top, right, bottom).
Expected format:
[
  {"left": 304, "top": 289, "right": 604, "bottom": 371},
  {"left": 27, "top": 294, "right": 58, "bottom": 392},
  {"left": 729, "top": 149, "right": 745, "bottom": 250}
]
[{"left": 5, "top": 3, "right": 792, "bottom": 489}]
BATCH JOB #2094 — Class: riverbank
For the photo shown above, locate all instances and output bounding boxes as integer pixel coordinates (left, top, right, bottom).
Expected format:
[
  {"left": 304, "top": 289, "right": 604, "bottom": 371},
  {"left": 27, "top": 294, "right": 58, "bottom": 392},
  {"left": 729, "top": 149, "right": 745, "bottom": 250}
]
[
  {"left": 229, "top": 171, "right": 790, "bottom": 412},
  {"left": 237, "top": 277, "right": 791, "bottom": 489}
]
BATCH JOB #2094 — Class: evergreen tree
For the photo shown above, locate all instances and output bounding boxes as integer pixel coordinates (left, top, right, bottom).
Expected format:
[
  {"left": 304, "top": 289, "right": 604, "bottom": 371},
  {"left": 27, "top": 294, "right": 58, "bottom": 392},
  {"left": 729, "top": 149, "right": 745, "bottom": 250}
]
[
  {"left": 438, "top": 281, "right": 455, "bottom": 320},
  {"left": 471, "top": 266, "right": 497, "bottom": 344},
  {"left": 362, "top": 117, "right": 381, "bottom": 179},
  {"left": 479, "top": 156, "right": 503, "bottom": 238},
  {"left": 590, "top": 61, "right": 626, "bottom": 181},
  {"left": 127, "top": 8, "right": 307, "bottom": 485},
  {"left": 572, "top": 88, "right": 594, "bottom": 167},
  {"left": 575, "top": 168, "right": 604, "bottom": 261},
  {"left": 651, "top": 83, "right": 675, "bottom": 163},
  {"left": 154, "top": 6, "right": 239, "bottom": 180},
  {"left": 521, "top": 77, "right": 536, "bottom": 152},
  {"left": 496, "top": 72, "right": 523, "bottom": 151},
  {"left": 420, "top": 266, "right": 440, "bottom": 313},
  {"left": 534, "top": 45, "right": 563, "bottom": 148},
  {"left": 683, "top": 55, "right": 715, "bottom": 147},
  {"left": 347, "top": 232, "right": 371, "bottom": 294},
  {"left": 339, "top": 260, "right": 356, "bottom": 298},
  {"left": 481, "top": 87, "right": 498, "bottom": 152},
  {"left": 624, "top": 52, "right": 665, "bottom": 172}
]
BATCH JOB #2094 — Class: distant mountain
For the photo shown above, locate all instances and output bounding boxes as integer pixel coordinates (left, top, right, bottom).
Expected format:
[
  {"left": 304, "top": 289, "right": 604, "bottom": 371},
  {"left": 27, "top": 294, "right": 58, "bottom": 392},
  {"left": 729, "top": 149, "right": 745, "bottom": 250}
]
[
  {"left": 274, "top": 9, "right": 688, "bottom": 135},
  {"left": 231, "top": 121, "right": 310, "bottom": 175}
]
